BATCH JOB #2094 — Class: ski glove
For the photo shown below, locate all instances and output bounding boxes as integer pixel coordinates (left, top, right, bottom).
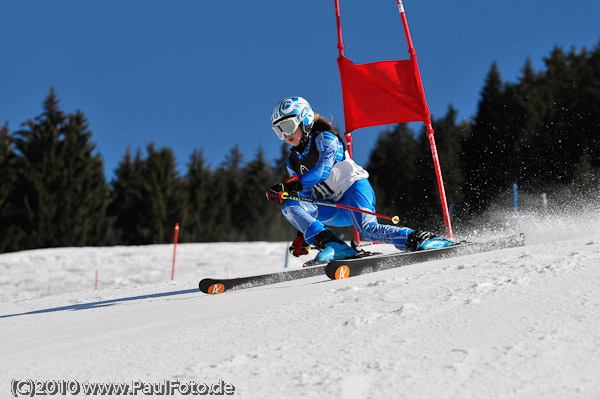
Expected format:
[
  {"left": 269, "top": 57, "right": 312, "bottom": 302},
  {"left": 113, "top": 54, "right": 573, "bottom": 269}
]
[
  {"left": 289, "top": 231, "right": 310, "bottom": 257},
  {"left": 266, "top": 176, "right": 303, "bottom": 203}
]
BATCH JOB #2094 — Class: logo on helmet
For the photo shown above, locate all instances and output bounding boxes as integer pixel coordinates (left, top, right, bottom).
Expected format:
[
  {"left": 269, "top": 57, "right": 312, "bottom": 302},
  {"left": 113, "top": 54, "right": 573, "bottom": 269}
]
[{"left": 280, "top": 99, "right": 294, "bottom": 113}]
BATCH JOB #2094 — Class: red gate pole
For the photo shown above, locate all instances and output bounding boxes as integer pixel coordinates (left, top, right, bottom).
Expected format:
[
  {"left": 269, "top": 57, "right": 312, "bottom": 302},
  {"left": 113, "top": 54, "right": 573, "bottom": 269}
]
[
  {"left": 171, "top": 223, "right": 179, "bottom": 280},
  {"left": 396, "top": 0, "right": 454, "bottom": 238}
]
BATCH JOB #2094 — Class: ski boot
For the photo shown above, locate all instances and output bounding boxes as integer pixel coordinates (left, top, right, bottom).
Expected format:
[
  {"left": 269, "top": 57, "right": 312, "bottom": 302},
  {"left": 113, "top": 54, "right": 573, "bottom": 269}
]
[
  {"left": 314, "top": 229, "right": 358, "bottom": 262},
  {"left": 406, "top": 230, "right": 454, "bottom": 251}
]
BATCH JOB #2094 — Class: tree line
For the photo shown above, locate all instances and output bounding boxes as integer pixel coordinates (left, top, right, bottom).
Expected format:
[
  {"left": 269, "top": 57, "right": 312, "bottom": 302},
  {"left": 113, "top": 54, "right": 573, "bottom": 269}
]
[
  {"left": 0, "top": 89, "right": 295, "bottom": 253},
  {"left": 368, "top": 43, "right": 600, "bottom": 230},
  {"left": 1, "top": 42, "right": 599, "bottom": 253}
]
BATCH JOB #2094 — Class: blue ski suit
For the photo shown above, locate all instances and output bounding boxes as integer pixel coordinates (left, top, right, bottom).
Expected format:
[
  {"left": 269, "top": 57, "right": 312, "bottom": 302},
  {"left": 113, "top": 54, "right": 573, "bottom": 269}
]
[{"left": 281, "top": 130, "right": 414, "bottom": 250}]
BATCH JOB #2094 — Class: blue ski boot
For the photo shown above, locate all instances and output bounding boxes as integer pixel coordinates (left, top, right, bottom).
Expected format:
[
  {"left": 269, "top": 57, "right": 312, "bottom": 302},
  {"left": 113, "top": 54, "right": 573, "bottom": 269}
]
[
  {"left": 407, "top": 230, "right": 454, "bottom": 251},
  {"left": 314, "top": 229, "right": 358, "bottom": 262}
]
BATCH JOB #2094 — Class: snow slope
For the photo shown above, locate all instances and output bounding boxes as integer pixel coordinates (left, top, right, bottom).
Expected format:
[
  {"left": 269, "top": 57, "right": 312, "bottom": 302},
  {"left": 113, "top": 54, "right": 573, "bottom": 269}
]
[{"left": 1, "top": 210, "right": 600, "bottom": 398}]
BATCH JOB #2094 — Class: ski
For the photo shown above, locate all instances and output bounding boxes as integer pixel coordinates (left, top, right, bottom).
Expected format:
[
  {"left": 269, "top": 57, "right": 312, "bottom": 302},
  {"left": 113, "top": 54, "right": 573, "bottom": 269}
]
[
  {"left": 325, "top": 233, "right": 526, "bottom": 280},
  {"left": 199, "top": 264, "right": 326, "bottom": 295},
  {"left": 199, "top": 234, "right": 525, "bottom": 294},
  {"left": 199, "top": 248, "right": 384, "bottom": 294},
  {"left": 301, "top": 249, "right": 382, "bottom": 267}
]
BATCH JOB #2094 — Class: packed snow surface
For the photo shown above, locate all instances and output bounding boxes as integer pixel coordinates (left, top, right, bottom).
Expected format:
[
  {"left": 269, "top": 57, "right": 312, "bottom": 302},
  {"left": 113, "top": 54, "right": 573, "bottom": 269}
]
[{"left": 2, "top": 210, "right": 600, "bottom": 398}]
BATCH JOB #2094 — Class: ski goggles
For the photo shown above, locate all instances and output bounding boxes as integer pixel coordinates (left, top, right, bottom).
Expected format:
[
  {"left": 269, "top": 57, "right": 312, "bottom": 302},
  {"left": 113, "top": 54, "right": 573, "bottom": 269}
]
[{"left": 272, "top": 117, "right": 300, "bottom": 140}]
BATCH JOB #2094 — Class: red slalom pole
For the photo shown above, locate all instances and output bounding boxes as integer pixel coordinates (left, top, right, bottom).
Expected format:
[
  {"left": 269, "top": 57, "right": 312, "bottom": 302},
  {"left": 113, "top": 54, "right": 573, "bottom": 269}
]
[
  {"left": 335, "top": 0, "right": 344, "bottom": 58},
  {"left": 171, "top": 223, "right": 179, "bottom": 280},
  {"left": 396, "top": 0, "right": 454, "bottom": 239}
]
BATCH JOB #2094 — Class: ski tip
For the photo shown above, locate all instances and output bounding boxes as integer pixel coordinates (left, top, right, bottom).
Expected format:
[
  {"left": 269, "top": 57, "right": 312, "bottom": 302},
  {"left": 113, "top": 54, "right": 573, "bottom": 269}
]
[{"left": 199, "top": 279, "right": 226, "bottom": 295}]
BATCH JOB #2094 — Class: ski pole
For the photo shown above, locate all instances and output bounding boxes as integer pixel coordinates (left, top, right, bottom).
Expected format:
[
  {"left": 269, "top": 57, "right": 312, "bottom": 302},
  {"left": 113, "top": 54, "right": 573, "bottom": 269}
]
[{"left": 280, "top": 191, "right": 400, "bottom": 224}]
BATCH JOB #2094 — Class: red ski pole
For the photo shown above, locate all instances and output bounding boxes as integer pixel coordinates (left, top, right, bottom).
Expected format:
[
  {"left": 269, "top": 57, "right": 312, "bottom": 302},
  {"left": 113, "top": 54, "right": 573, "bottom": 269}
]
[
  {"left": 396, "top": 0, "right": 454, "bottom": 239},
  {"left": 280, "top": 192, "right": 400, "bottom": 224}
]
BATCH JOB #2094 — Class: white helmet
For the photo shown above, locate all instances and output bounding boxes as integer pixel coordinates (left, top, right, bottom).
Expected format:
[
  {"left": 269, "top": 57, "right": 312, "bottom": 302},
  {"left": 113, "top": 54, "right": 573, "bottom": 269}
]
[{"left": 271, "top": 97, "right": 314, "bottom": 140}]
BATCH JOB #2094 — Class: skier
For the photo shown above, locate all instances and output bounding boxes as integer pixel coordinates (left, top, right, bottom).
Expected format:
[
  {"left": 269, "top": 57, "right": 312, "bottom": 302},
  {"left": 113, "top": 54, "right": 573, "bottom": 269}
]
[{"left": 267, "top": 96, "right": 454, "bottom": 262}]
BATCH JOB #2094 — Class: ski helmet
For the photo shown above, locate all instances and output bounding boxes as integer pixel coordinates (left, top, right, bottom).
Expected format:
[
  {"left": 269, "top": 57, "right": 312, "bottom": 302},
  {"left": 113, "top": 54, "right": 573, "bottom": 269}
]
[{"left": 271, "top": 97, "right": 314, "bottom": 140}]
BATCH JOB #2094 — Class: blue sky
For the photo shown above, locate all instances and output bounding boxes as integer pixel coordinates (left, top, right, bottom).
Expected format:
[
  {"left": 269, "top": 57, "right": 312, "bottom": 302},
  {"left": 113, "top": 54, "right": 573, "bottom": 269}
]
[{"left": 1, "top": 0, "right": 599, "bottom": 180}]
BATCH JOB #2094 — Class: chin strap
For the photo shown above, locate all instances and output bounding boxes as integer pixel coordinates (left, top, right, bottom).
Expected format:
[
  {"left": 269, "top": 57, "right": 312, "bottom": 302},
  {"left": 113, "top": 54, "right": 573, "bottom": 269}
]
[{"left": 300, "top": 124, "right": 310, "bottom": 142}]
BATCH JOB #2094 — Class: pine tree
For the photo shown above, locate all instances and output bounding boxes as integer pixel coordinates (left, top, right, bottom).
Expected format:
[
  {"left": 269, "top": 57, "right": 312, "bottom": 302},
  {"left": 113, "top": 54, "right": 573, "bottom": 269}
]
[
  {"left": 586, "top": 40, "right": 600, "bottom": 169},
  {"left": 462, "top": 62, "right": 519, "bottom": 213},
  {"left": 107, "top": 149, "right": 145, "bottom": 244},
  {"left": 0, "top": 122, "right": 17, "bottom": 252},
  {"left": 366, "top": 123, "right": 421, "bottom": 226},
  {"left": 539, "top": 47, "right": 581, "bottom": 184},
  {"left": 222, "top": 146, "right": 244, "bottom": 240},
  {"left": 108, "top": 144, "right": 186, "bottom": 244},
  {"left": 11, "top": 89, "right": 110, "bottom": 250},
  {"left": 417, "top": 106, "right": 470, "bottom": 227},
  {"left": 568, "top": 44, "right": 600, "bottom": 173},
  {"left": 184, "top": 149, "right": 213, "bottom": 242},
  {"left": 206, "top": 166, "right": 233, "bottom": 241},
  {"left": 149, "top": 145, "right": 185, "bottom": 243},
  {"left": 0, "top": 122, "right": 12, "bottom": 208},
  {"left": 516, "top": 59, "right": 546, "bottom": 187},
  {"left": 141, "top": 144, "right": 187, "bottom": 243},
  {"left": 238, "top": 148, "right": 293, "bottom": 240}
]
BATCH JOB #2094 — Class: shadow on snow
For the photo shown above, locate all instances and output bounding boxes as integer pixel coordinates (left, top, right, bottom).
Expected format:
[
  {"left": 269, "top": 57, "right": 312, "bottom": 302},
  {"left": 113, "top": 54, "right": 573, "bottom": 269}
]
[{"left": 0, "top": 289, "right": 199, "bottom": 319}]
